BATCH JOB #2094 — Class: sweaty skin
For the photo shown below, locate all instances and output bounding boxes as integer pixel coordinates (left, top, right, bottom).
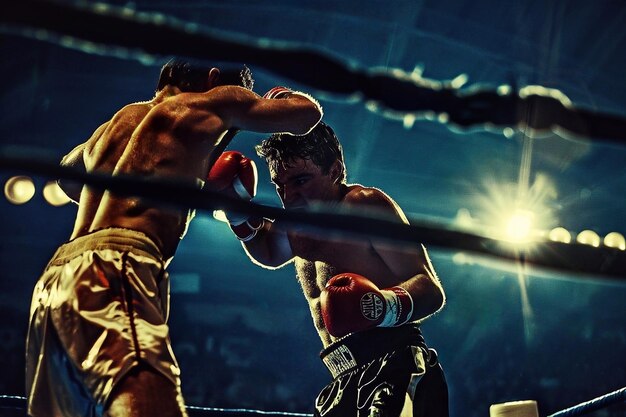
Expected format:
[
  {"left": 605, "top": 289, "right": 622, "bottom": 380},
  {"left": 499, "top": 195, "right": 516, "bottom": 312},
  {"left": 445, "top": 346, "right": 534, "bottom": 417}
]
[
  {"left": 62, "top": 83, "right": 322, "bottom": 261},
  {"left": 241, "top": 158, "right": 444, "bottom": 347}
]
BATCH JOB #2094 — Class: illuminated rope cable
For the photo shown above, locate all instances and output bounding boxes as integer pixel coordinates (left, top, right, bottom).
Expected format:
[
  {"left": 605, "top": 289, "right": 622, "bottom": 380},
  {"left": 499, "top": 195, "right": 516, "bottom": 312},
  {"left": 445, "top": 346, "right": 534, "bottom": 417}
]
[
  {"left": 186, "top": 405, "right": 313, "bottom": 416},
  {"left": 2, "top": 388, "right": 625, "bottom": 416},
  {"left": 1, "top": 145, "right": 625, "bottom": 280},
  {"left": 0, "top": 395, "right": 314, "bottom": 416},
  {"left": 0, "top": 4, "right": 623, "bottom": 417},
  {"left": 0, "top": 395, "right": 25, "bottom": 410},
  {"left": 547, "top": 386, "right": 626, "bottom": 417},
  {"left": 2, "top": 0, "right": 626, "bottom": 145}
]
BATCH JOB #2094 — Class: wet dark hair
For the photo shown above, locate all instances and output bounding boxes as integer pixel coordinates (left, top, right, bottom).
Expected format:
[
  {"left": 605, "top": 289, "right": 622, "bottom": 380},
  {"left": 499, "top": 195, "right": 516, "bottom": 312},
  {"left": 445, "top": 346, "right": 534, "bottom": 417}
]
[
  {"left": 255, "top": 121, "right": 346, "bottom": 183},
  {"left": 156, "top": 60, "right": 254, "bottom": 92}
]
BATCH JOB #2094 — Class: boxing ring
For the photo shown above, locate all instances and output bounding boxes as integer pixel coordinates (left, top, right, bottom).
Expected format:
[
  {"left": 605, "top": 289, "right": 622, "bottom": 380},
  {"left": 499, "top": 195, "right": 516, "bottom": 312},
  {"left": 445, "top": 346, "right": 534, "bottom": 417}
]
[
  {"left": 1, "top": 1, "right": 625, "bottom": 416},
  {"left": 1, "top": 387, "right": 625, "bottom": 416}
]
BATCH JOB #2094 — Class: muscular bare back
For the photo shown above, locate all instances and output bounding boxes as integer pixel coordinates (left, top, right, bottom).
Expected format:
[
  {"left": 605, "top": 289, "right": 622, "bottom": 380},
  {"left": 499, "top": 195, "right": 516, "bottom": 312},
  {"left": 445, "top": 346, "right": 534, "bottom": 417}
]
[
  {"left": 71, "top": 89, "right": 229, "bottom": 259},
  {"left": 63, "top": 77, "right": 322, "bottom": 262}
]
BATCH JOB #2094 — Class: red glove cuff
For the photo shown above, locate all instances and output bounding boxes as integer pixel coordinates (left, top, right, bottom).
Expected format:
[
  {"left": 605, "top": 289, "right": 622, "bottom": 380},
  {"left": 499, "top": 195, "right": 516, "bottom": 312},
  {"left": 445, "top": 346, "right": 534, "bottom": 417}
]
[
  {"left": 379, "top": 287, "right": 414, "bottom": 327},
  {"left": 230, "top": 217, "right": 265, "bottom": 242},
  {"left": 263, "top": 86, "right": 292, "bottom": 99}
]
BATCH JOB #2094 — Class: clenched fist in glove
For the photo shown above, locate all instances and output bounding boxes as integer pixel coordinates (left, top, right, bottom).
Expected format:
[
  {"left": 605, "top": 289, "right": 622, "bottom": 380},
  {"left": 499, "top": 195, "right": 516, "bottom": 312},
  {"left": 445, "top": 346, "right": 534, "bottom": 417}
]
[
  {"left": 320, "top": 273, "right": 414, "bottom": 338},
  {"left": 207, "top": 151, "right": 264, "bottom": 241}
]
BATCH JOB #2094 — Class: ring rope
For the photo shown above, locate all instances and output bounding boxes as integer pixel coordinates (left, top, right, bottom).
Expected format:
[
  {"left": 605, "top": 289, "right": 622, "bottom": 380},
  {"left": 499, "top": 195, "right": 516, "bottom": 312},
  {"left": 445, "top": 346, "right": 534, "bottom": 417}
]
[
  {"left": 1, "top": 3, "right": 624, "bottom": 417},
  {"left": 0, "top": 395, "right": 314, "bottom": 416},
  {"left": 0, "top": 395, "right": 25, "bottom": 410},
  {"left": 186, "top": 405, "right": 313, "bottom": 416},
  {"left": 1, "top": 145, "right": 625, "bottom": 280},
  {"left": 2, "top": 0, "right": 626, "bottom": 145},
  {"left": 546, "top": 386, "right": 626, "bottom": 417},
  {"left": 2, "top": 389, "right": 625, "bottom": 416}
]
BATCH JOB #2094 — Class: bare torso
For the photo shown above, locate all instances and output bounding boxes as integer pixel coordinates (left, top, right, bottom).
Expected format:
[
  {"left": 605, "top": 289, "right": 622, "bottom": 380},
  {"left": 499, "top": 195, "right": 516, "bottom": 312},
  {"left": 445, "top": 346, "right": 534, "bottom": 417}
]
[
  {"left": 72, "top": 90, "right": 227, "bottom": 259},
  {"left": 289, "top": 185, "right": 409, "bottom": 347}
]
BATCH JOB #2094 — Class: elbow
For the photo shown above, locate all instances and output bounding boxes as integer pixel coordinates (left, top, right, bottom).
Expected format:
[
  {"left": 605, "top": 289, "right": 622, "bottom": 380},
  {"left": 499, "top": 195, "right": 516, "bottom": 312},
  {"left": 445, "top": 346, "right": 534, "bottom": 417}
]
[
  {"left": 251, "top": 257, "right": 281, "bottom": 270},
  {"left": 250, "top": 256, "right": 291, "bottom": 270},
  {"left": 425, "top": 276, "right": 446, "bottom": 314},
  {"left": 289, "top": 95, "right": 323, "bottom": 135},
  {"left": 310, "top": 103, "right": 324, "bottom": 127},
  {"left": 431, "top": 285, "right": 446, "bottom": 314},
  {"left": 311, "top": 104, "right": 324, "bottom": 126},
  {"left": 414, "top": 281, "right": 445, "bottom": 320},
  {"left": 244, "top": 247, "right": 290, "bottom": 270},
  {"left": 293, "top": 108, "right": 323, "bottom": 135}
]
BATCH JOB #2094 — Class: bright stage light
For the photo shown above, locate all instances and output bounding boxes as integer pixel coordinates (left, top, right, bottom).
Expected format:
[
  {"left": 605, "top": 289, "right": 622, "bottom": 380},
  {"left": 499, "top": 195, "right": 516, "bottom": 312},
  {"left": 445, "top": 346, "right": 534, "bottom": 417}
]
[
  {"left": 454, "top": 208, "right": 474, "bottom": 229},
  {"left": 43, "top": 180, "right": 71, "bottom": 206},
  {"left": 4, "top": 176, "right": 36, "bottom": 204},
  {"left": 504, "top": 210, "right": 533, "bottom": 242},
  {"left": 603, "top": 232, "right": 625, "bottom": 250},
  {"left": 471, "top": 174, "right": 558, "bottom": 247},
  {"left": 576, "top": 230, "right": 601, "bottom": 247},
  {"left": 548, "top": 227, "right": 572, "bottom": 243}
]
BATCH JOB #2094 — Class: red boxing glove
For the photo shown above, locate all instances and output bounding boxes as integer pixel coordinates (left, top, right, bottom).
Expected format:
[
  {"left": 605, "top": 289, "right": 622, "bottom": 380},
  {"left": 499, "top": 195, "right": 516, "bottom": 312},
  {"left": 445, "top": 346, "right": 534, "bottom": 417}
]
[
  {"left": 263, "top": 86, "right": 292, "bottom": 99},
  {"left": 207, "top": 151, "right": 257, "bottom": 199},
  {"left": 207, "top": 151, "right": 264, "bottom": 241},
  {"left": 320, "top": 273, "right": 414, "bottom": 338}
]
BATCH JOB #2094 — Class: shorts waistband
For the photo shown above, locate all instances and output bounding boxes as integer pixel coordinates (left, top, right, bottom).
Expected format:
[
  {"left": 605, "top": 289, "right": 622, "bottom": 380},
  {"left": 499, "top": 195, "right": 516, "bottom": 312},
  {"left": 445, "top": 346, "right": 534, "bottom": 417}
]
[
  {"left": 49, "top": 227, "right": 163, "bottom": 266},
  {"left": 320, "top": 324, "right": 426, "bottom": 379}
]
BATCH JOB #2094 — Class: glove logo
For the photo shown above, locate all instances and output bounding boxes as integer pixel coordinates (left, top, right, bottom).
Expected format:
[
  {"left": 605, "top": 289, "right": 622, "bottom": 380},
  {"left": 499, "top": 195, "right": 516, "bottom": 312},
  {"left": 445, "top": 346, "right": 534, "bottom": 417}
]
[{"left": 360, "top": 292, "right": 384, "bottom": 321}]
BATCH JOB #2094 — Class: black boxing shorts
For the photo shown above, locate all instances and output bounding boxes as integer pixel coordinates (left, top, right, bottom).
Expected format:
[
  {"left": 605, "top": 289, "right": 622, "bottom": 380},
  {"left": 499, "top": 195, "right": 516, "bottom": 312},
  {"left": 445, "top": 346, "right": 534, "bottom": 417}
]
[
  {"left": 315, "top": 324, "right": 449, "bottom": 417},
  {"left": 26, "top": 227, "right": 181, "bottom": 417}
]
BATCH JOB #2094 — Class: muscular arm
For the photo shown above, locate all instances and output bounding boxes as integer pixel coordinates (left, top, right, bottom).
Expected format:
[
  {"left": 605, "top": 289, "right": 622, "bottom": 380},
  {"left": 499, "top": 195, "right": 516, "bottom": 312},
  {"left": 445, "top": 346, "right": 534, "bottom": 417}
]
[
  {"left": 208, "top": 86, "right": 323, "bottom": 135},
  {"left": 347, "top": 188, "right": 446, "bottom": 322},
  {"left": 375, "top": 241, "right": 445, "bottom": 322}
]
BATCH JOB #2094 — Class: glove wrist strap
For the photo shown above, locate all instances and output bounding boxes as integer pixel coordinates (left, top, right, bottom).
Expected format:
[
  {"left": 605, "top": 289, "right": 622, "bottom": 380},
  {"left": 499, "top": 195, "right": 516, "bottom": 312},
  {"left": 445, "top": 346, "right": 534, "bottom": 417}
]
[
  {"left": 232, "top": 176, "right": 252, "bottom": 200},
  {"left": 379, "top": 287, "right": 414, "bottom": 327},
  {"left": 263, "top": 86, "right": 292, "bottom": 99},
  {"left": 224, "top": 176, "right": 253, "bottom": 224},
  {"left": 230, "top": 217, "right": 265, "bottom": 242}
]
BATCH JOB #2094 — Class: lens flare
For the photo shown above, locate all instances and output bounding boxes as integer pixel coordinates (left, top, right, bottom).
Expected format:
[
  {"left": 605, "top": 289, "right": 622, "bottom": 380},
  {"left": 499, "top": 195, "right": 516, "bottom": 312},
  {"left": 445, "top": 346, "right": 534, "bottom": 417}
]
[{"left": 4, "top": 176, "right": 36, "bottom": 205}]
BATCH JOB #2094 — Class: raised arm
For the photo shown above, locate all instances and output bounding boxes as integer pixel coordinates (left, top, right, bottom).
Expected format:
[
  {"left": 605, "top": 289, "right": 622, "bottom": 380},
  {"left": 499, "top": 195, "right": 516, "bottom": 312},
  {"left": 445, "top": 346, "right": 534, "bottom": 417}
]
[
  {"left": 209, "top": 85, "right": 323, "bottom": 136},
  {"left": 206, "top": 150, "right": 294, "bottom": 269}
]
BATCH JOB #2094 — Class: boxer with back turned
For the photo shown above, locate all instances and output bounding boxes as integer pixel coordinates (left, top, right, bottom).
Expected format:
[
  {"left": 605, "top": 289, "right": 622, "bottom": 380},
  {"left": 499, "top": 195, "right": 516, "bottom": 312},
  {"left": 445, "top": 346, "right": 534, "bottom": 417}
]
[{"left": 26, "top": 62, "right": 322, "bottom": 417}]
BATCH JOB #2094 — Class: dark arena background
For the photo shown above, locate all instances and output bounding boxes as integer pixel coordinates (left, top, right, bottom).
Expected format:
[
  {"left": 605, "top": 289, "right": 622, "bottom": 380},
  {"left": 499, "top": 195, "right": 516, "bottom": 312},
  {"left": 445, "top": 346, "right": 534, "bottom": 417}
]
[{"left": 1, "top": 1, "right": 625, "bottom": 416}]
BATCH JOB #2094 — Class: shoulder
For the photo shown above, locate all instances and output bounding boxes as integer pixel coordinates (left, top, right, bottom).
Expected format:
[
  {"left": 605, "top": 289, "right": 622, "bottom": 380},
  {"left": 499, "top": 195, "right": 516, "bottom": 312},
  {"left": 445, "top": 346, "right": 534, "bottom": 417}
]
[
  {"left": 88, "top": 102, "right": 150, "bottom": 142},
  {"left": 343, "top": 185, "right": 409, "bottom": 223},
  {"left": 344, "top": 185, "right": 395, "bottom": 207},
  {"left": 119, "top": 100, "right": 152, "bottom": 114},
  {"left": 108, "top": 101, "right": 152, "bottom": 125}
]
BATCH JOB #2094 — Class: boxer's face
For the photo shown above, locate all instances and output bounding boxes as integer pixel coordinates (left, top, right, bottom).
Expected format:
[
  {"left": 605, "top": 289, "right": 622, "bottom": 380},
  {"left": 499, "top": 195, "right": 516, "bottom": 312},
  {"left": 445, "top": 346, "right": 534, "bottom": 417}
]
[{"left": 270, "top": 157, "right": 340, "bottom": 209}]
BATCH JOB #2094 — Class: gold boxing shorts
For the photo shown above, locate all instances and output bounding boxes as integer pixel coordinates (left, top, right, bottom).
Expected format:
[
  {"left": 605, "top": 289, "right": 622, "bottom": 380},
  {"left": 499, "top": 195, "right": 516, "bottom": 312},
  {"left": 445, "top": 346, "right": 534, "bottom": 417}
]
[{"left": 26, "top": 227, "right": 181, "bottom": 417}]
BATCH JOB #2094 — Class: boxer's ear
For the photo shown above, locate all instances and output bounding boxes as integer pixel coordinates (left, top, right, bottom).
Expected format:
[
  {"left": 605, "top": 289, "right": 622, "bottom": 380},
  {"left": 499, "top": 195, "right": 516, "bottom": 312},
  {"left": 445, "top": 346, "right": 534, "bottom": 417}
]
[
  {"left": 329, "top": 160, "right": 343, "bottom": 184},
  {"left": 208, "top": 68, "right": 220, "bottom": 89}
]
